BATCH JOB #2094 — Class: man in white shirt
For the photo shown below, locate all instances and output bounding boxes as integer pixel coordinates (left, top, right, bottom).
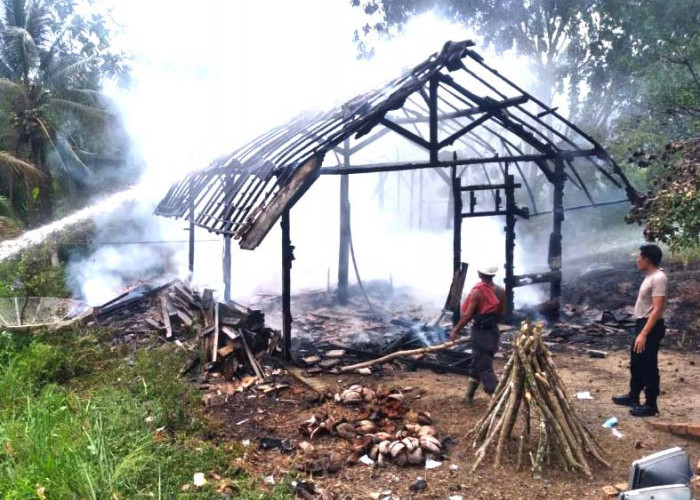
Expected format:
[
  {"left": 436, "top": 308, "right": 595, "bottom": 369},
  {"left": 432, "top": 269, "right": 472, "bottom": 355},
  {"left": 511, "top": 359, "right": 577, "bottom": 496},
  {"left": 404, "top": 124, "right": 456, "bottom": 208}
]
[{"left": 612, "top": 244, "right": 668, "bottom": 417}]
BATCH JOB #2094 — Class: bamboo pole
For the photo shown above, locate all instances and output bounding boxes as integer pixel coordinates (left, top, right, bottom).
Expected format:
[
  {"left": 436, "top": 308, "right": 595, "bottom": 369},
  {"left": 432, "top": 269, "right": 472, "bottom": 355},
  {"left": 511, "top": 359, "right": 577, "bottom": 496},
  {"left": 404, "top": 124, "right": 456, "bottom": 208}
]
[{"left": 470, "top": 320, "right": 609, "bottom": 476}]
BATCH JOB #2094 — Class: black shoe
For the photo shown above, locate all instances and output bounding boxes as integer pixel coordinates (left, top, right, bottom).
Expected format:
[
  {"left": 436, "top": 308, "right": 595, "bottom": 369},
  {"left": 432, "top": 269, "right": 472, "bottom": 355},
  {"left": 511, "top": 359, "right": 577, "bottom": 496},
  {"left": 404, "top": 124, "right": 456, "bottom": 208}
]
[
  {"left": 612, "top": 394, "right": 639, "bottom": 407},
  {"left": 629, "top": 404, "right": 659, "bottom": 417}
]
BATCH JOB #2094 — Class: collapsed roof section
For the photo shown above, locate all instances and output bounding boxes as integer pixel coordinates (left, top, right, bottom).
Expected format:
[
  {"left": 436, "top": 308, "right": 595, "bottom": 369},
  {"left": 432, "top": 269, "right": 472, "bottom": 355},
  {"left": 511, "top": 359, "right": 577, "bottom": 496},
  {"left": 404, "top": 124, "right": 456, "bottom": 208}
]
[{"left": 155, "top": 40, "right": 640, "bottom": 250}]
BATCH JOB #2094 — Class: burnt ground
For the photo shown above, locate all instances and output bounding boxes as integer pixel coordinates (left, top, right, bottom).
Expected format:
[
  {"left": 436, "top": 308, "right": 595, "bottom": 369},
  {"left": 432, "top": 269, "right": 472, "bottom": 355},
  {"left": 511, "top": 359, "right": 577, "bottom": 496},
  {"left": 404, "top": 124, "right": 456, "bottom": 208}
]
[
  {"left": 192, "top": 253, "right": 700, "bottom": 499},
  {"left": 199, "top": 350, "right": 700, "bottom": 500},
  {"left": 561, "top": 253, "right": 700, "bottom": 351},
  {"left": 97, "top": 250, "right": 700, "bottom": 499}
]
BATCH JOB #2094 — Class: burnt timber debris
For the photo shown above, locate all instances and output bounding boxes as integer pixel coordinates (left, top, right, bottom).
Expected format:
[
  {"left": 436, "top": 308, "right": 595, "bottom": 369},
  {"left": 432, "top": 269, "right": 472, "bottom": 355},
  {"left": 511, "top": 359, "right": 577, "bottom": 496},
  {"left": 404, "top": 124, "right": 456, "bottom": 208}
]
[
  {"left": 93, "top": 280, "right": 281, "bottom": 384},
  {"left": 155, "top": 39, "right": 641, "bottom": 362}
]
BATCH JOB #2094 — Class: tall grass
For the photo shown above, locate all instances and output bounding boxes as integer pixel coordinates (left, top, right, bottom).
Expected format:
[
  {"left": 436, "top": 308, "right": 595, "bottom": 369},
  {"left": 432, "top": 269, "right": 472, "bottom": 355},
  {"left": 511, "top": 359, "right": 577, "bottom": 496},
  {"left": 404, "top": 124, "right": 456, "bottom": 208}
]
[{"left": 0, "top": 330, "right": 291, "bottom": 499}]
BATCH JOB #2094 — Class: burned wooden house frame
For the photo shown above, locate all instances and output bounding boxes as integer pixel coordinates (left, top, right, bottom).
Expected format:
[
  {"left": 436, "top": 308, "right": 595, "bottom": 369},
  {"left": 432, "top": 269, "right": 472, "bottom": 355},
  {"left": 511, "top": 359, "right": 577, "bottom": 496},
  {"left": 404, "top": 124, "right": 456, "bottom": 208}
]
[{"left": 156, "top": 40, "right": 640, "bottom": 360}]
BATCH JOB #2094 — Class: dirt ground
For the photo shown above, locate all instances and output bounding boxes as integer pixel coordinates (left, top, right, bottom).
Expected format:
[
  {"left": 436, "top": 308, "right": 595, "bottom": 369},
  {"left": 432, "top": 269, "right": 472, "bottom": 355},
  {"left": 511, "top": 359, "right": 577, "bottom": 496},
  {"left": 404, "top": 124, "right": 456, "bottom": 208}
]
[{"left": 201, "top": 348, "right": 700, "bottom": 500}]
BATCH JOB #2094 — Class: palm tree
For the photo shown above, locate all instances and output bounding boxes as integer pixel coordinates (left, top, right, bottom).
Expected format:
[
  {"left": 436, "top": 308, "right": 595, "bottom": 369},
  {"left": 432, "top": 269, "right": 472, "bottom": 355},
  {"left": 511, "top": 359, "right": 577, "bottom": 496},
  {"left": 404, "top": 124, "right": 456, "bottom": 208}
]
[
  {"left": 0, "top": 0, "right": 124, "bottom": 224},
  {"left": 0, "top": 194, "right": 20, "bottom": 238}
]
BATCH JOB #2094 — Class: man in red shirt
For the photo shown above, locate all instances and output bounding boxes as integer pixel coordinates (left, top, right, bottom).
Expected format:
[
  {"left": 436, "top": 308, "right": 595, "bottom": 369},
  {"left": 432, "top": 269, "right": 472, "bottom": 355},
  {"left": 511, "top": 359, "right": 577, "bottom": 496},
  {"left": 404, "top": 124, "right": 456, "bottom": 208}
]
[{"left": 450, "top": 264, "right": 506, "bottom": 403}]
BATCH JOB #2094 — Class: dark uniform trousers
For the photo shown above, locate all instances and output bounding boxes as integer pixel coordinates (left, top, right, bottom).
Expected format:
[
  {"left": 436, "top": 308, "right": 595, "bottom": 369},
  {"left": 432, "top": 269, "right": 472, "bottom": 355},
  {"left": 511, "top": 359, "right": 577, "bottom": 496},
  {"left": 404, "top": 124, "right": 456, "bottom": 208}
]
[
  {"left": 630, "top": 318, "right": 665, "bottom": 406},
  {"left": 469, "top": 326, "right": 500, "bottom": 394}
]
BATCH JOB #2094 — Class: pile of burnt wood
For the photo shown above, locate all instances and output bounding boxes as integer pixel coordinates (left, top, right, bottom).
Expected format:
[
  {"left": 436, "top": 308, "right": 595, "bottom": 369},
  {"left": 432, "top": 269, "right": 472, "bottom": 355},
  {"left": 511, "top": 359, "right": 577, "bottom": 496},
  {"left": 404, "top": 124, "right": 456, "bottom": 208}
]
[
  {"left": 297, "top": 318, "right": 478, "bottom": 376},
  {"left": 94, "top": 280, "right": 281, "bottom": 381}
]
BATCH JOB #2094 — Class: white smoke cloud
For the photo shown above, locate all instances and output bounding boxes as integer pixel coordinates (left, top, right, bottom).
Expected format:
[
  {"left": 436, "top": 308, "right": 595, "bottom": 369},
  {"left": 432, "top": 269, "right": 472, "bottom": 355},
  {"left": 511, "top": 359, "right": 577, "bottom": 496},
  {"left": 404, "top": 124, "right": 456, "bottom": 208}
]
[{"left": 68, "top": 1, "right": 552, "bottom": 310}]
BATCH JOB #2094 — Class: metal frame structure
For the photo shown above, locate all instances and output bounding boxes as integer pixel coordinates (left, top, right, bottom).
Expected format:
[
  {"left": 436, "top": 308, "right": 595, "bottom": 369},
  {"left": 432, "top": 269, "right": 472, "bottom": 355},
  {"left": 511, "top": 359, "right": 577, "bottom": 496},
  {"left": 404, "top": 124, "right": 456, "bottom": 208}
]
[{"left": 155, "top": 40, "right": 641, "bottom": 359}]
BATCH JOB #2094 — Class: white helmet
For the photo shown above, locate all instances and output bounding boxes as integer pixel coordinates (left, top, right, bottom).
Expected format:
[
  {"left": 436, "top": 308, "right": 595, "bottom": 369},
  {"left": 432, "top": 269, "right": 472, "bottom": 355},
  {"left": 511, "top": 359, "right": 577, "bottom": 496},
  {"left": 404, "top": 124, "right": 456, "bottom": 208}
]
[{"left": 477, "top": 263, "right": 499, "bottom": 276}]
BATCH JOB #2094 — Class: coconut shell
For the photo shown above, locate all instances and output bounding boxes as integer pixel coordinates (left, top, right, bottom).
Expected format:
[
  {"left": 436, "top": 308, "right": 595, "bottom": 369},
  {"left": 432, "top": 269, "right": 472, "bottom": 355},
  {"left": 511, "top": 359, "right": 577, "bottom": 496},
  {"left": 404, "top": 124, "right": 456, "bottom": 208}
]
[
  {"left": 341, "top": 390, "right": 363, "bottom": 404},
  {"left": 408, "top": 447, "right": 424, "bottom": 465},
  {"left": 389, "top": 441, "right": 406, "bottom": 457},
  {"left": 378, "top": 440, "right": 391, "bottom": 455},
  {"left": 419, "top": 435, "right": 441, "bottom": 454},
  {"left": 356, "top": 420, "right": 377, "bottom": 434},
  {"left": 418, "top": 425, "right": 437, "bottom": 437},
  {"left": 374, "top": 432, "right": 393, "bottom": 441},
  {"left": 394, "top": 451, "right": 409, "bottom": 467},
  {"left": 417, "top": 411, "right": 433, "bottom": 425},
  {"left": 335, "top": 422, "right": 357, "bottom": 440},
  {"left": 404, "top": 423, "right": 421, "bottom": 434},
  {"left": 361, "top": 388, "right": 376, "bottom": 402}
]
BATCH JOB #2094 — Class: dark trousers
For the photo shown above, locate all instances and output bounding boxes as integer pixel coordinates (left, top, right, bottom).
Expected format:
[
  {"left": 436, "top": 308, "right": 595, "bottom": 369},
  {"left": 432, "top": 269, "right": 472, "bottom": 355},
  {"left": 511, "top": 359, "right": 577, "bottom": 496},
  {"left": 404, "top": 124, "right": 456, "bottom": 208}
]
[
  {"left": 630, "top": 318, "right": 665, "bottom": 407},
  {"left": 469, "top": 327, "right": 500, "bottom": 394}
]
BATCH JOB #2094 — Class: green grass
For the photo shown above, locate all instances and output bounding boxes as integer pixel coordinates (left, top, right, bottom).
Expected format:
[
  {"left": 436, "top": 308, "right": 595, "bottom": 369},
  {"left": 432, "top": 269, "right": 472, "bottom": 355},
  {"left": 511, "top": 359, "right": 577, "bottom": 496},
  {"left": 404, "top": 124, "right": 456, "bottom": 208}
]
[{"left": 0, "top": 329, "right": 293, "bottom": 499}]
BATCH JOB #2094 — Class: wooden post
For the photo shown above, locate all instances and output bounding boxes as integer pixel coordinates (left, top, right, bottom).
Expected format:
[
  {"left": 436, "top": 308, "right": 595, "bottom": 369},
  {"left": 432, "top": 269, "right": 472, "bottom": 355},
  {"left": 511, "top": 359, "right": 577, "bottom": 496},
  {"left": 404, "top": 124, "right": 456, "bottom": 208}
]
[
  {"left": 281, "top": 209, "right": 293, "bottom": 362},
  {"left": 451, "top": 162, "right": 462, "bottom": 325},
  {"left": 223, "top": 235, "right": 232, "bottom": 302},
  {"left": 504, "top": 163, "right": 516, "bottom": 319},
  {"left": 451, "top": 164, "right": 462, "bottom": 276},
  {"left": 337, "top": 140, "right": 351, "bottom": 304},
  {"left": 549, "top": 159, "right": 565, "bottom": 312},
  {"left": 188, "top": 177, "right": 195, "bottom": 278}
]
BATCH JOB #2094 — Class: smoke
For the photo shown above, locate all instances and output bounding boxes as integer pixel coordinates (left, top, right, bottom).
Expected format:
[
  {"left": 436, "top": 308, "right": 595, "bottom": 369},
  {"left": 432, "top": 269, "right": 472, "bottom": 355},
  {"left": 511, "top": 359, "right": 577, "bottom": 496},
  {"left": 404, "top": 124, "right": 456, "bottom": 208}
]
[{"left": 66, "top": 1, "right": 590, "bottom": 310}]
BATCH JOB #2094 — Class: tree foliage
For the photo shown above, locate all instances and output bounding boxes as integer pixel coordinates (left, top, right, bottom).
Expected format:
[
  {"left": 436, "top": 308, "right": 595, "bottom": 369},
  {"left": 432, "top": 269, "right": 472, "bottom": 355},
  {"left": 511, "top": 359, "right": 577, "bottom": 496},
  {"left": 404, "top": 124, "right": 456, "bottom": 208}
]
[
  {"left": 0, "top": 0, "right": 130, "bottom": 227},
  {"left": 354, "top": 0, "right": 700, "bottom": 249},
  {"left": 627, "top": 138, "right": 700, "bottom": 251},
  {"left": 353, "top": 0, "right": 700, "bottom": 132}
]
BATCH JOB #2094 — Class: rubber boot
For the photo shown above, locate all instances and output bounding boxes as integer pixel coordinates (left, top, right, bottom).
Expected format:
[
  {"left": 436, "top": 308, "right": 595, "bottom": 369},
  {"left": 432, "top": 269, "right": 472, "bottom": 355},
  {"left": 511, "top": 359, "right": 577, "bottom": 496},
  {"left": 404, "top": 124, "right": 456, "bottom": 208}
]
[{"left": 465, "top": 378, "right": 480, "bottom": 404}]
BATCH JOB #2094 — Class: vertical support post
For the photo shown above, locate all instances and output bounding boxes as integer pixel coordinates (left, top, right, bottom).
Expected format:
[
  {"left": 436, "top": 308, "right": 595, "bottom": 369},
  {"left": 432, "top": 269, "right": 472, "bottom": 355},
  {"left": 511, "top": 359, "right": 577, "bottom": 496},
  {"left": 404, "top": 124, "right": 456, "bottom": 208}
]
[
  {"left": 281, "top": 209, "right": 293, "bottom": 362},
  {"left": 337, "top": 140, "right": 351, "bottom": 304},
  {"left": 188, "top": 177, "right": 195, "bottom": 278},
  {"left": 428, "top": 76, "right": 445, "bottom": 229},
  {"left": 223, "top": 235, "right": 231, "bottom": 302},
  {"left": 451, "top": 163, "right": 462, "bottom": 276},
  {"left": 504, "top": 163, "right": 516, "bottom": 319},
  {"left": 451, "top": 159, "right": 462, "bottom": 325},
  {"left": 549, "top": 159, "right": 565, "bottom": 313}
]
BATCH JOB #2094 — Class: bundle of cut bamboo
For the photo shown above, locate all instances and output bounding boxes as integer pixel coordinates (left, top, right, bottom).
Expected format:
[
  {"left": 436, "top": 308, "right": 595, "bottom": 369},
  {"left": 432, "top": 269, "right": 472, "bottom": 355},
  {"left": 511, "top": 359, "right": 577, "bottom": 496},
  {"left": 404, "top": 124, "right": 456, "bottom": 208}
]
[{"left": 469, "top": 320, "right": 611, "bottom": 477}]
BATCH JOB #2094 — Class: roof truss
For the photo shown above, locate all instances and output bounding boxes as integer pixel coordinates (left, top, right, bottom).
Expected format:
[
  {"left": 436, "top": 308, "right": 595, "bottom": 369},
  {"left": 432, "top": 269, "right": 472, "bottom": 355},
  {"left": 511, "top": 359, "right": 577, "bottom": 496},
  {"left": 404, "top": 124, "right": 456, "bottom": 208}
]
[{"left": 155, "top": 40, "right": 640, "bottom": 249}]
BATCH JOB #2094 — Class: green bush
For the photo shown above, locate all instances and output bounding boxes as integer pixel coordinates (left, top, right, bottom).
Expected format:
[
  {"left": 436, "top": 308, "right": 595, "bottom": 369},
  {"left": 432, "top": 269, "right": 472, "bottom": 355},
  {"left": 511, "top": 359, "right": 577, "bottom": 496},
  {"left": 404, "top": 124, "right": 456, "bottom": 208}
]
[{"left": 0, "top": 244, "right": 67, "bottom": 298}]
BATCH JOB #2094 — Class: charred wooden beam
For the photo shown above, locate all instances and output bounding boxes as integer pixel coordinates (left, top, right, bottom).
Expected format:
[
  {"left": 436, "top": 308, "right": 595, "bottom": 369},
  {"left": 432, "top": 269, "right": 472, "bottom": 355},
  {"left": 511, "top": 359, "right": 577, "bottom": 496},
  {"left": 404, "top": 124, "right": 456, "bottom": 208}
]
[
  {"left": 451, "top": 164, "right": 462, "bottom": 276},
  {"left": 379, "top": 118, "right": 430, "bottom": 150},
  {"left": 281, "top": 209, "right": 293, "bottom": 362},
  {"left": 438, "top": 112, "right": 494, "bottom": 149},
  {"left": 319, "top": 150, "right": 596, "bottom": 176},
  {"left": 388, "top": 94, "right": 529, "bottom": 125},
  {"left": 459, "top": 182, "right": 522, "bottom": 191},
  {"left": 530, "top": 198, "right": 630, "bottom": 217},
  {"left": 512, "top": 271, "right": 562, "bottom": 288},
  {"left": 338, "top": 140, "right": 351, "bottom": 304},
  {"left": 240, "top": 155, "right": 322, "bottom": 250},
  {"left": 188, "top": 177, "right": 195, "bottom": 277},
  {"left": 461, "top": 208, "right": 529, "bottom": 218},
  {"left": 504, "top": 166, "right": 516, "bottom": 318},
  {"left": 223, "top": 236, "right": 232, "bottom": 302},
  {"left": 549, "top": 160, "right": 566, "bottom": 312}
]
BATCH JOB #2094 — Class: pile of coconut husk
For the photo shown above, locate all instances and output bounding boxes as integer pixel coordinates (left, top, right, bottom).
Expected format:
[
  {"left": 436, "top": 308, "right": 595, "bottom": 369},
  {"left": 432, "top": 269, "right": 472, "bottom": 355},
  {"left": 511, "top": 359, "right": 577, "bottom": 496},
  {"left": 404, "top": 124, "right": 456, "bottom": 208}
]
[
  {"left": 297, "top": 385, "right": 444, "bottom": 470},
  {"left": 469, "top": 320, "right": 611, "bottom": 477}
]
